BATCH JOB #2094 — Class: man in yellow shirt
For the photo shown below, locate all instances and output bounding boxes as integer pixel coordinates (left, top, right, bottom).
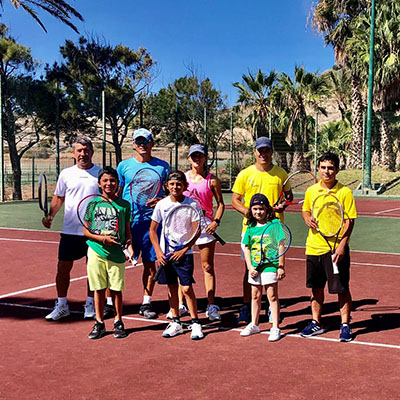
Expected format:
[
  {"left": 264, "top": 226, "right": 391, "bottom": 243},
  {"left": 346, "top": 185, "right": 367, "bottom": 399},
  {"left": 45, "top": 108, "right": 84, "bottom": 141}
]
[
  {"left": 301, "top": 152, "right": 357, "bottom": 342},
  {"left": 232, "top": 137, "right": 292, "bottom": 325}
]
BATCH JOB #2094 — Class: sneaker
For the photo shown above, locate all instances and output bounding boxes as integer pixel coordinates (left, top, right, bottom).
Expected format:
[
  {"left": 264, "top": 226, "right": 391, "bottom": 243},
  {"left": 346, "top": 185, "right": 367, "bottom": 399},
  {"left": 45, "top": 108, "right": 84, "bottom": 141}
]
[
  {"left": 240, "top": 322, "right": 260, "bottom": 336},
  {"left": 45, "top": 301, "right": 70, "bottom": 321},
  {"left": 103, "top": 303, "right": 115, "bottom": 319},
  {"left": 189, "top": 322, "right": 204, "bottom": 340},
  {"left": 113, "top": 320, "right": 127, "bottom": 339},
  {"left": 162, "top": 322, "right": 184, "bottom": 338},
  {"left": 84, "top": 301, "right": 95, "bottom": 319},
  {"left": 339, "top": 324, "right": 352, "bottom": 342},
  {"left": 88, "top": 321, "right": 106, "bottom": 340},
  {"left": 300, "top": 320, "right": 325, "bottom": 338},
  {"left": 139, "top": 303, "right": 157, "bottom": 319},
  {"left": 166, "top": 304, "right": 189, "bottom": 319},
  {"left": 268, "top": 327, "right": 281, "bottom": 342},
  {"left": 237, "top": 305, "right": 251, "bottom": 326},
  {"left": 206, "top": 304, "right": 221, "bottom": 321}
]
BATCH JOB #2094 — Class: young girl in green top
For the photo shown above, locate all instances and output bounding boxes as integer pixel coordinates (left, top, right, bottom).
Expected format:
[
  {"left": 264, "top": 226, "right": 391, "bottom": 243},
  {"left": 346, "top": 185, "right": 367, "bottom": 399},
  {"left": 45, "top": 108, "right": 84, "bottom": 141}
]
[{"left": 241, "top": 193, "right": 286, "bottom": 342}]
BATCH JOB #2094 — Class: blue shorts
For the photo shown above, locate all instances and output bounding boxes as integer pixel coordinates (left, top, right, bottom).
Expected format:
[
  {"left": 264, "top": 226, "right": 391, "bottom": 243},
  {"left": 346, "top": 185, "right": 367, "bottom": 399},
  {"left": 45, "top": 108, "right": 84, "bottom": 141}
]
[
  {"left": 58, "top": 234, "right": 88, "bottom": 261},
  {"left": 130, "top": 220, "right": 161, "bottom": 262},
  {"left": 157, "top": 254, "right": 195, "bottom": 286}
]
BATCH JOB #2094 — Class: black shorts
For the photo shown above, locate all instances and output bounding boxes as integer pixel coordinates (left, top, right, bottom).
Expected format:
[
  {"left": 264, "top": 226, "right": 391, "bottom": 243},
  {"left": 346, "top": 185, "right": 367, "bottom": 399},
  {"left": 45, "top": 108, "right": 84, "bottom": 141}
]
[
  {"left": 157, "top": 253, "right": 195, "bottom": 286},
  {"left": 306, "top": 245, "right": 351, "bottom": 294},
  {"left": 58, "top": 234, "right": 88, "bottom": 262}
]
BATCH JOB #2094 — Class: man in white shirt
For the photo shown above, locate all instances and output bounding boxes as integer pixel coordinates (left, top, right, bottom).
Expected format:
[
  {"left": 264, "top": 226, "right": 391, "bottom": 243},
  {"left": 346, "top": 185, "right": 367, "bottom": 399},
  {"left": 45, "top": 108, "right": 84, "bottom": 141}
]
[{"left": 42, "top": 137, "right": 101, "bottom": 321}]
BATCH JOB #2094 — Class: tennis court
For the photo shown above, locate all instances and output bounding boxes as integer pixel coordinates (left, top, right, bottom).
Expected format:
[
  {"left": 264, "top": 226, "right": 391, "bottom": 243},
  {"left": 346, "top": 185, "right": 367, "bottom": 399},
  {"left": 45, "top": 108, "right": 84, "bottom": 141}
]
[{"left": 0, "top": 196, "right": 399, "bottom": 399}]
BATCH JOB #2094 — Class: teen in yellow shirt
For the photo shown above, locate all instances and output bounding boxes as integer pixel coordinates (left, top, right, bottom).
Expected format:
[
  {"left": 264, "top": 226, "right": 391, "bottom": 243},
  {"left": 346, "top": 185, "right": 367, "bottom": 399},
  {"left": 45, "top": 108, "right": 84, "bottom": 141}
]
[{"left": 300, "top": 152, "right": 357, "bottom": 342}]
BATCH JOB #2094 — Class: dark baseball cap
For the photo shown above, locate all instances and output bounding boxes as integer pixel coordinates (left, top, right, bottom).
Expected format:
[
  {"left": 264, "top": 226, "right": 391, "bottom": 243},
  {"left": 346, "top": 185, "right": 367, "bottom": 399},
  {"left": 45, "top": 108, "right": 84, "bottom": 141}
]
[
  {"left": 250, "top": 193, "right": 270, "bottom": 208},
  {"left": 188, "top": 144, "right": 207, "bottom": 157},
  {"left": 255, "top": 136, "right": 272, "bottom": 150}
]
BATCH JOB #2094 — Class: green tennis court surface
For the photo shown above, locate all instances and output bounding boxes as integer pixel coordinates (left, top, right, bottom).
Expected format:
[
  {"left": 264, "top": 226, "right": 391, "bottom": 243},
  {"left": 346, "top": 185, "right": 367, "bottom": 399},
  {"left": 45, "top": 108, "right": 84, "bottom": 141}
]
[{"left": 1, "top": 200, "right": 398, "bottom": 254}]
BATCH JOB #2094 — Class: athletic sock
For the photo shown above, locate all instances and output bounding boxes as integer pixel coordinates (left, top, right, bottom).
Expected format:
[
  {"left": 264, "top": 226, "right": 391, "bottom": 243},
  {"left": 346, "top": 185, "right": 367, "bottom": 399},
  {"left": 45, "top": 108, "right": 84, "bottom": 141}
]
[
  {"left": 191, "top": 318, "right": 200, "bottom": 324},
  {"left": 106, "top": 297, "right": 113, "bottom": 306},
  {"left": 58, "top": 297, "right": 67, "bottom": 306},
  {"left": 142, "top": 295, "right": 151, "bottom": 305}
]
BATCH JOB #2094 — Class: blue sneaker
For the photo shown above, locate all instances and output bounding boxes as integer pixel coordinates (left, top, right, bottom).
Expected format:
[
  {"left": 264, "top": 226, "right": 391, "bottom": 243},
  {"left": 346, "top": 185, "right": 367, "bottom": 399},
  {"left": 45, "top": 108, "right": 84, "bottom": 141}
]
[
  {"left": 237, "top": 305, "right": 251, "bottom": 326},
  {"left": 300, "top": 320, "right": 325, "bottom": 337},
  {"left": 339, "top": 324, "right": 352, "bottom": 342}
]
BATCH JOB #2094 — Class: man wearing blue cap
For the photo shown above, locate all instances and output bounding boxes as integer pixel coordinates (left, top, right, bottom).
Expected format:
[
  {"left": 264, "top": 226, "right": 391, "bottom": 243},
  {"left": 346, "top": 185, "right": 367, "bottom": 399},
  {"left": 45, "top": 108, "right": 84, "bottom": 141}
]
[
  {"left": 117, "top": 128, "right": 170, "bottom": 318},
  {"left": 232, "top": 136, "right": 292, "bottom": 325}
]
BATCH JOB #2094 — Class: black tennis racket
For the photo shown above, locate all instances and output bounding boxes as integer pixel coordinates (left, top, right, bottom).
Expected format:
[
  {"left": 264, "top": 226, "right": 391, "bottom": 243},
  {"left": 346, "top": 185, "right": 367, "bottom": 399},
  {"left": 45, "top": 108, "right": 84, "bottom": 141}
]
[
  {"left": 311, "top": 193, "right": 344, "bottom": 275},
  {"left": 186, "top": 188, "right": 226, "bottom": 245},
  {"left": 153, "top": 204, "right": 201, "bottom": 282},
  {"left": 129, "top": 168, "right": 162, "bottom": 208},
  {"left": 38, "top": 172, "right": 49, "bottom": 217},
  {"left": 274, "top": 169, "right": 318, "bottom": 207},
  {"left": 77, "top": 194, "right": 135, "bottom": 266},
  {"left": 256, "top": 220, "right": 292, "bottom": 270}
]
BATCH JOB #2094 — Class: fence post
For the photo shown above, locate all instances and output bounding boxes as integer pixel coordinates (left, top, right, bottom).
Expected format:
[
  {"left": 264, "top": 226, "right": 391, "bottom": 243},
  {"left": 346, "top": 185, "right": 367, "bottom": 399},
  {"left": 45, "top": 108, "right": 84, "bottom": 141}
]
[{"left": 31, "top": 156, "right": 35, "bottom": 199}]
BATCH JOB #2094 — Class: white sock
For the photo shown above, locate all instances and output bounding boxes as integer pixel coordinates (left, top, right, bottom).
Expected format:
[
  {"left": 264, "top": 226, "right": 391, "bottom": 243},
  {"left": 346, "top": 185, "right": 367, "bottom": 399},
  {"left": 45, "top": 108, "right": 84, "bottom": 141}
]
[
  {"left": 86, "top": 296, "right": 94, "bottom": 305},
  {"left": 106, "top": 297, "right": 113, "bottom": 306},
  {"left": 142, "top": 295, "right": 151, "bottom": 305},
  {"left": 57, "top": 297, "right": 67, "bottom": 306}
]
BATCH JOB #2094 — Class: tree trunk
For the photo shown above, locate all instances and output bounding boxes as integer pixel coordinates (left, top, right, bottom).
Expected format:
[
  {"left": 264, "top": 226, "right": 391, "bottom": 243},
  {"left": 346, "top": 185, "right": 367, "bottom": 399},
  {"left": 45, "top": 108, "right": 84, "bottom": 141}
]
[
  {"left": 7, "top": 134, "right": 22, "bottom": 200},
  {"left": 347, "top": 74, "right": 363, "bottom": 168},
  {"left": 379, "top": 113, "right": 395, "bottom": 171}
]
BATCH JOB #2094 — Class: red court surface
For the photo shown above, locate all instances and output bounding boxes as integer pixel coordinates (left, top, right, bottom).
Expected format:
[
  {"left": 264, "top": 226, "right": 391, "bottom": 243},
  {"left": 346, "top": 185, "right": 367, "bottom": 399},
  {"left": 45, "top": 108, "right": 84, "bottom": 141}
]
[{"left": 1, "top": 229, "right": 399, "bottom": 400}]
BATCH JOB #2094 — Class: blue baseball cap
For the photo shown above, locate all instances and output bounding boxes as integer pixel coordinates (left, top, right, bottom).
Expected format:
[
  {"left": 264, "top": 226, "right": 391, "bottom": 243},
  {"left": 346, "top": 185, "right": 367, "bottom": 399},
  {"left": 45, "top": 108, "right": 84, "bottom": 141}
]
[
  {"left": 133, "top": 128, "right": 153, "bottom": 141},
  {"left": 255, "top": 136, "right": 272, "bottom": 150},
  {"left": 188, "top": 144, "right": 207, "bottom": 157}
]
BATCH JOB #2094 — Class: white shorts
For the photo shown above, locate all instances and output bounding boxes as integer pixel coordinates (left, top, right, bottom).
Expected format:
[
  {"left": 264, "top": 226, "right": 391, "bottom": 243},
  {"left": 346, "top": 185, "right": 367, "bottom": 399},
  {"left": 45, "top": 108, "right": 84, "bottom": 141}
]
[
  {"left": 240, "top": 233, "right": 246, "bottom": 260},
  {"left": 248, "top": 271, "right": 278, "bottom": 286},
  {"left": 195, "top": 216, "right": 216, "bottom": 246}
]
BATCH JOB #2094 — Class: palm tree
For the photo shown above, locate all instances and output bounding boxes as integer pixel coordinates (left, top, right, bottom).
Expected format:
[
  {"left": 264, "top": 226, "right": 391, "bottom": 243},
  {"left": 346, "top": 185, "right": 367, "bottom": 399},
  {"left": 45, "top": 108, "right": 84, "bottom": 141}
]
[
  {"left": 275, "top": 66, "right": 329, "bottom": 170},
  {"left": 0, "top": 0, "right": 83, "bottom": 33},
  {"left": 233, "top": 69, "right": 277, "bottom": 138},
  {"left": 311, "top": 0, "right": 368, "bottom": 168}
]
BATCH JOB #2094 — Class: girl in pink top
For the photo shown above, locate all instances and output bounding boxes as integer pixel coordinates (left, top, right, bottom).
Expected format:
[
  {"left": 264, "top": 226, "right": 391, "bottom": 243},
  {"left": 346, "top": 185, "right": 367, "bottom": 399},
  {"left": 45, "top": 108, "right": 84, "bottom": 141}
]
[{"left": 166, "top": 144, "right": 225, "bottom": 321}]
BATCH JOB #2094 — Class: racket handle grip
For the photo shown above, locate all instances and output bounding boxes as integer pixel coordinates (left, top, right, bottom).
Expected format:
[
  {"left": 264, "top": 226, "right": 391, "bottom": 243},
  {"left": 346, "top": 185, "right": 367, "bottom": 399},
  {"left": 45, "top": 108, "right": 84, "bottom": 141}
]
[
  {"left": 213, "top": 232, "right": 226, "bottom": 246},
  {"left": 153, "top": 265, "right": 164, "bottom": 282},
  {"left": 123, "top": 248, "right": 137, "bottom": 267},
  {"left": 331, "top": 254, "right": 339, "bottom": 275}
]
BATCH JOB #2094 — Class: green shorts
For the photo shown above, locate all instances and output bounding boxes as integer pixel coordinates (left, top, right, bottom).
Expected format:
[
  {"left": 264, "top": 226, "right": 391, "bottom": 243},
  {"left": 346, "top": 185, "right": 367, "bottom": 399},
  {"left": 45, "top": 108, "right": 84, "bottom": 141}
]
[{"left": 87, "top": 247, "right": 126, "bottom": 291}]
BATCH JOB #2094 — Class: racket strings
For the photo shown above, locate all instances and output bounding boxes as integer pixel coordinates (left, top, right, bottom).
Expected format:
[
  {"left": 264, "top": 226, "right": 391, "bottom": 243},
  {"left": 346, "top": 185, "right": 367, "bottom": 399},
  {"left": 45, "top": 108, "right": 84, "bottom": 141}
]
[
  {"left": 260, "top": 223, "right": 291, "bottom": 262},
  {"left": 130, "top": 169, "right": 161, "bottom": 206},
  {"left": 165, "top": 207, "right": 199, "bottom": 246},
  {"left": 315, "top": 202, "right": 343, "bottom": 236},
  {"left": 82, "top": 200, "right": 119, "bottom": 238}
]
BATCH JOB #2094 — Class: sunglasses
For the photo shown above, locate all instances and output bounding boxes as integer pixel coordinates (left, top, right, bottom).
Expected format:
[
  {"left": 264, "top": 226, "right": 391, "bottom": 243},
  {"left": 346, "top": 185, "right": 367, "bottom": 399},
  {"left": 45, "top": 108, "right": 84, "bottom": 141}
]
[{"left": 135, "top": 138, "right": 151, "bottom": 145}]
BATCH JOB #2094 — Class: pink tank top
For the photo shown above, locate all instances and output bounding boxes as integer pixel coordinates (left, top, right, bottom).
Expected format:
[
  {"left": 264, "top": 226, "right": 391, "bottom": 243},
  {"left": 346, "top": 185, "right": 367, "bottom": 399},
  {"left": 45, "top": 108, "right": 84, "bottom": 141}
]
[{"left": 184, "top": 171, "right": 214, "bottom": 220}]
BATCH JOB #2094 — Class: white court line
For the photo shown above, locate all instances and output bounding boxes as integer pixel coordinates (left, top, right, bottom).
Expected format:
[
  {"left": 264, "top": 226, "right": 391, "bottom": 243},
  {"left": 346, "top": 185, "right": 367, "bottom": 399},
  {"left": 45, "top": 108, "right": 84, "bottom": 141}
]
[
  {"left": 374, "top": 207, "right": 400, "bottom": 215},
  {"left": 0, "top": 237, "right": 59, "bottom": 244},
  {"left": 1, "top": 301, "right": 399, "bottom": 350}
]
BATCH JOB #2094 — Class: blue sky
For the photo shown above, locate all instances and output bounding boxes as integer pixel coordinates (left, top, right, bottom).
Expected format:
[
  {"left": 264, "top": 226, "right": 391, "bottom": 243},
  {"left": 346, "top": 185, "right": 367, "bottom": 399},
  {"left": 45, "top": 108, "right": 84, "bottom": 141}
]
[{"left": 1, "top": 0, "right": 334, "bottom": 106}]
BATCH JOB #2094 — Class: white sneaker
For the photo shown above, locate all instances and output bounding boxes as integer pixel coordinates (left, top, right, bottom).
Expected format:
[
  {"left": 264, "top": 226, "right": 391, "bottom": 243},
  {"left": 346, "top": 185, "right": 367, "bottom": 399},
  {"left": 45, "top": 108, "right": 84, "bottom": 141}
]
[
  {"left": 166, "top": 304, "right": 189, "bottom": 319},
  {"left": 268, "top": 327, "right": 281, "bottom": 342},
  {"left": 189, "top": 322, "right": 204, "bottom": 340},
  {"left": 240, "top": 322, "right": 260, "bottom": 336},
  {"left": 206, "top": 304, "right": 221, "bottom": 321},
  {"left": 45, "top": 301, "right": 70, "bottom": 321},
  {"left": 84, "top": 301, "right": 95, "bottom": 319},
  {"left": 162, "top": 322, "right": 184, "bottom": 338}
]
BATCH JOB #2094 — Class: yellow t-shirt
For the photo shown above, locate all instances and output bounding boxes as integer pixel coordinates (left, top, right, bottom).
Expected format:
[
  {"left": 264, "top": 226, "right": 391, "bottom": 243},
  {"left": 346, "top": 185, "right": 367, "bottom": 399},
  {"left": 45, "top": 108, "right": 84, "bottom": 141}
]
[
  {"left": 232, "top": 164, "right": 288, "bottom": 232},
  {"left": 302, "top": 181, "right": 357, "bottom": 255}
]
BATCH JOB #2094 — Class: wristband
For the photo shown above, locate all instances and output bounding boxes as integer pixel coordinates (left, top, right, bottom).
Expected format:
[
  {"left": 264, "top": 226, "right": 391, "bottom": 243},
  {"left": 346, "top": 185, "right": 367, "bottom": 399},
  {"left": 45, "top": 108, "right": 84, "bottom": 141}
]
[{"left": 214, "top": 218, "right": 221, "bottom": 226}]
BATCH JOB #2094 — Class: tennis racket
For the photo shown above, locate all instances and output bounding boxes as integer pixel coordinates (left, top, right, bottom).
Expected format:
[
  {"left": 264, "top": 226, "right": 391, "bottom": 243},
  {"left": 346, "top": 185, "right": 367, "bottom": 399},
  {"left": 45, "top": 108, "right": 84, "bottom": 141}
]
[
  {"left": 186, "top": 188, "right": 226, "bottom": 245},
  {"left": 77, "top": 194, "right": 136, "bottom": 266},
  {"left": 38, "top": 172, "right": 49, "bottom": 217},
  {"left": 274, "top": 169, "right": 318, "bottom": 207},
  {"left": 153, "top": 204, "right": 201, "bottom": 282},
  {"left": 256, "top": 220, "right": 292, "bottom": 270},
  {"left": 129, "top": 168, "right": 162, "bottom": 208},
  {"left": 311, "top": 193, "right": 344, "bottom": 274}
]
